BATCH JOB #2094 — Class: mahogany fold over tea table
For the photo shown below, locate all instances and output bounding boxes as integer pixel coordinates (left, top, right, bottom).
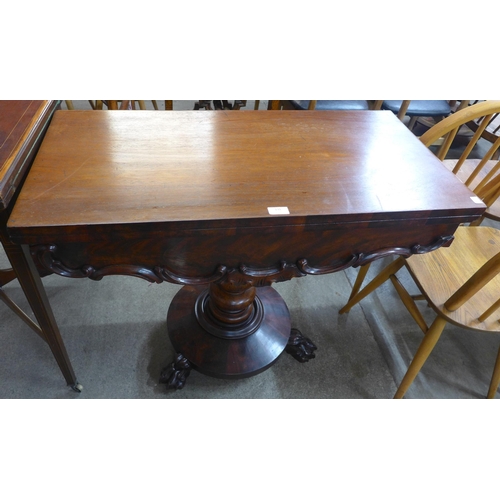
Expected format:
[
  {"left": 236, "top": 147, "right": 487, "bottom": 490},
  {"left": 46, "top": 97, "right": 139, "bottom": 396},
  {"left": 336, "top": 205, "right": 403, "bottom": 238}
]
[{"left": 7, "top": 110, "right": 484, "bottom": 390}]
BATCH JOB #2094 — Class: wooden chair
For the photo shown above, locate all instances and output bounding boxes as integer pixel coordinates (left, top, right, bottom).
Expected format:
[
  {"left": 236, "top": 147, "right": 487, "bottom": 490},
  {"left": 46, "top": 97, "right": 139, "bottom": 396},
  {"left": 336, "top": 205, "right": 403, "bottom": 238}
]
[
  {"left": 464, "top": 100, "right": 500, "bottom": 155},
  {"left": 462, "top": 100, "right": 500, "bottom": 143},
  {"left": 339, "top": 225, "right": 500, "bottom": 399}
]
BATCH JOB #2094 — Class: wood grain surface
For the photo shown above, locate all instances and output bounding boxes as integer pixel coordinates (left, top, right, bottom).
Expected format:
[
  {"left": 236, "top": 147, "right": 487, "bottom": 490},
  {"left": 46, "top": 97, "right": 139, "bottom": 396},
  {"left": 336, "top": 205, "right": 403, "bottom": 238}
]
[
  {"left": 408, "top": 226, "right": 500, "bottom": 332},
  {"left": 0, "top": 100, "right": 58, "bottom": 210},
  {"left": 8, "top": 110, "right": 483, "bottom": 236}
]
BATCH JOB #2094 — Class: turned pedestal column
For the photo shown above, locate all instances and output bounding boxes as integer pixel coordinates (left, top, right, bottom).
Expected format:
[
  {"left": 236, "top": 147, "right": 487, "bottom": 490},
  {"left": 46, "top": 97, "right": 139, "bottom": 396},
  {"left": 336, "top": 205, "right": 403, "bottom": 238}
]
[{"left": 160, "top": 280, "right": 293, "bottom": 389}]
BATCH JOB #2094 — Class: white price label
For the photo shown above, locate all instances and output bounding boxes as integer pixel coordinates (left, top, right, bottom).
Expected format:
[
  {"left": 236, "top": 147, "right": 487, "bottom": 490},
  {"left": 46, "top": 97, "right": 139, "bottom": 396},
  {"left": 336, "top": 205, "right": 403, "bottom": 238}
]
[{"left": 267, "top": 207, "right": 290, "bottom": 215}]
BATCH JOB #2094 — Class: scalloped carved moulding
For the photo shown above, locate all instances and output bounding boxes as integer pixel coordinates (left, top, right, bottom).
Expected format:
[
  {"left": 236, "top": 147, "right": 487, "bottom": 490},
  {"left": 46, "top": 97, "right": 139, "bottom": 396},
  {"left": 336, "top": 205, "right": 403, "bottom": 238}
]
[{"left": 31, "top": 235, "right": 454, "bottom": 287}]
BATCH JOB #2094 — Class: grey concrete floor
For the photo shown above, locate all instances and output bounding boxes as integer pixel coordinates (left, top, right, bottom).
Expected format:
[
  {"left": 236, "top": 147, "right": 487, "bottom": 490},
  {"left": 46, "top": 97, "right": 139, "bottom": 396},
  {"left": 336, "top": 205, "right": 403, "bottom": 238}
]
[{"left": 1, "top": 102, "right": 499, "bottom": 399}]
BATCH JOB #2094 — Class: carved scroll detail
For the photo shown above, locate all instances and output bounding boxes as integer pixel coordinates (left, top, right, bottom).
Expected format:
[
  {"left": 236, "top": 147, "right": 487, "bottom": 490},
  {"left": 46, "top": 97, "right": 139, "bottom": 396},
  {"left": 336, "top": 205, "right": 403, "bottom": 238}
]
[
  {"left": 31, "top": 235, "right": 454, "bottom": 285},
  {"left": 154, "top": 265, "right": 227, "bottom": 286},
  {"left": 33, "top": 245, "right": 165, "bottom": 283},
  {"left": 297, "top": 255, "right": 359, "bottom": 275},
  {"left": 355, "top": 235, "right": 455, "bottom": 267},
  {"left": 411, "top": 235, "right": 454, "bottom": 254},
  {"left": 234, "top": 261, "right": 305, "bottom": 287}
]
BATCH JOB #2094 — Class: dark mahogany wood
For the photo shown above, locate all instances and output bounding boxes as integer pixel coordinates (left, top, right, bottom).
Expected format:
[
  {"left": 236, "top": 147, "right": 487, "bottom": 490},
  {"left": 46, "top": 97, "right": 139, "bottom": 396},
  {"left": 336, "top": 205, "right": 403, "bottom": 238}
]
[
  {"left": 0, "top": 100, "right": 79, "bottom": 388},
  {"left": 1, "top": 101, "right": 56, "bottom": 209},
  {"left": 286, "top": 328, "right": 317, "bottom": 362},
  {"left": 0, "top": 268, "right": 16, "bottom": 286},
  {"left": 6, "top": 110, "right": 485, "bottom": 388},
  {"left": 162, "top": 285, "right": 290, "bottom": 387}
]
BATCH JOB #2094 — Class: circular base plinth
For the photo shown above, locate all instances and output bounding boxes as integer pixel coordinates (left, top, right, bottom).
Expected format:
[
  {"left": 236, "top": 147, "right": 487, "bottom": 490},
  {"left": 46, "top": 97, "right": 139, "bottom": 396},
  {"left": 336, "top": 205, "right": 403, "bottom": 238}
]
[{"left": 167, "top": 285, "right": 291, "bottom": 379}]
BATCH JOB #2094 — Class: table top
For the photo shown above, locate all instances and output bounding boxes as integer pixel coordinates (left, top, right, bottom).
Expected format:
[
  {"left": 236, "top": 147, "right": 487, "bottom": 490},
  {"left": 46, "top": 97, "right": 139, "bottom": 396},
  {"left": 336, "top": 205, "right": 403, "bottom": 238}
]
[
  {"left": 0, "top": 101, "right": 58, "bottom": 211},
  {"left": 8, "top": 109, "right": 484, "bottom": 240}
]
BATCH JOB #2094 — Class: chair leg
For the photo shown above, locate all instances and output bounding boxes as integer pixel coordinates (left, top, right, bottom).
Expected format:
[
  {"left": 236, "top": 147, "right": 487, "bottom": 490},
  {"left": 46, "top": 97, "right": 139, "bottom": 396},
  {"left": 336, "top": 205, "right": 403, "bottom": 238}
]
[
  {"left": 407, "top": 116, "right": 418, "bottom": 131},
  {"left": 487, "top": 346, "right": 500, "bottom": 399},
  {"left": 268, "top": 100, "right": 281, "bottom": 110},
  {"left": 394, "top": 316, "right": 447, "bottom": 399},
  {"left": 347, "top": 263, "right": 371, "bottom": 302},
  {"left": 339, "top": 257, "right": 405, "bottom": 314},
  {"left": 390, "top": 275, "right": 428, "bottom": 334},
  {"left": 469, "top": 216, "right": 484, "bottom": 226}
]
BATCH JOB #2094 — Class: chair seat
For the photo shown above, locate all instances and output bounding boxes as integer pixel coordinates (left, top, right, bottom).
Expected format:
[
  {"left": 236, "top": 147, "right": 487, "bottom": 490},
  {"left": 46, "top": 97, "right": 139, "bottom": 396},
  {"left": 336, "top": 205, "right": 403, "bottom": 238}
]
[
  {"left": 407, "top": 226, "right": 500, "bottom": 332},
  {"left": 290, "top": 100, "right": 370, "bottom": 111},
  {"left": 382, "top": 100, "right": 451, "bottom": 117}
]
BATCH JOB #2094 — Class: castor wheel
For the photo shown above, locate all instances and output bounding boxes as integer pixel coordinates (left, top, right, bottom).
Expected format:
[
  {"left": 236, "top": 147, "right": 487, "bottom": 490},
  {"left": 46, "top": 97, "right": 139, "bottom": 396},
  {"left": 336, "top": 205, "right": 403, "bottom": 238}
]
[{"left": 71, "top": 382, "right": 83, "bottom": 393}]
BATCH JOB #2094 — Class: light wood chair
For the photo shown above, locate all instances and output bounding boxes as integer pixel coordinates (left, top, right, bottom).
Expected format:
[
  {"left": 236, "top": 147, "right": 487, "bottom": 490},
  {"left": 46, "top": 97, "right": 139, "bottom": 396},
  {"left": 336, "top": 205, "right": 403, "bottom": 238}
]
[
  {"left": 339, "top": 225, "right": 500, "bottom": 399},
  {"left": 464, "top": 100, "right": 500, "bottom": 155}
]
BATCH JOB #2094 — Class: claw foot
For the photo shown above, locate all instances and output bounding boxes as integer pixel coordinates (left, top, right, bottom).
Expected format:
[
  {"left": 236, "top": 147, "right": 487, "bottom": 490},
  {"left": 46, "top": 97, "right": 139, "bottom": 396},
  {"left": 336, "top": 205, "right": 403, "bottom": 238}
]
[
  {"left": 285, "top": 328, "right": 317, "bottom": 362},
  {"left": 159, "top": 353, "right": 192, "bottom": 389}
]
